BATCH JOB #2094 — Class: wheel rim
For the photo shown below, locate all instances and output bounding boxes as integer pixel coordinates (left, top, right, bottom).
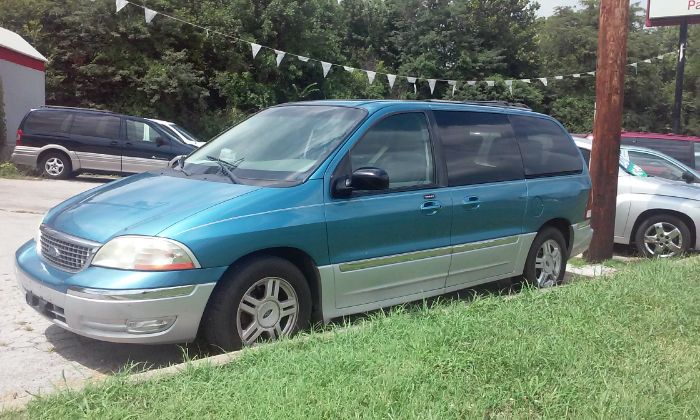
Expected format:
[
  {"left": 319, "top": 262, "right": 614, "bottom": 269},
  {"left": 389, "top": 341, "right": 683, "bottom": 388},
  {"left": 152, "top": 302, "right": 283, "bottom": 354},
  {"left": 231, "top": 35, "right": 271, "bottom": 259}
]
[
  {"left": 643, "top": 222, "right": 683, "bottom": 257},
  {"left": 45, "top": 157, "right": 64, "bottom": 176},
  {"left": 236, "top": 277, "right": 298, "bottom": 346},
  {"left": 534, "top": 239, "right": 562, "bottom": 288}
]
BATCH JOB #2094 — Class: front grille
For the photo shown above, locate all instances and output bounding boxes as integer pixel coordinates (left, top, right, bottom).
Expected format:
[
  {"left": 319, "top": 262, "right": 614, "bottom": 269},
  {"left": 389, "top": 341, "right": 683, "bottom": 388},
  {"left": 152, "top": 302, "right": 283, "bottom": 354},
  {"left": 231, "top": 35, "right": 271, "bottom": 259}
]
[{"left": 39, "top": 227, "right": 97, "bottom": 272}]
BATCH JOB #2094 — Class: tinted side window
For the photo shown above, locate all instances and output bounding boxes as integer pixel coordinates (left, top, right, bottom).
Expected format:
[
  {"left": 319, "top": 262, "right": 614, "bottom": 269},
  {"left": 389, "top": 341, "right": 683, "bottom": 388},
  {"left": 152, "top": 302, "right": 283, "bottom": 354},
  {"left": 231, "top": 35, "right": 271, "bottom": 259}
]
[
  {"left": 627, "top": 150, "right": 686, "bottom": 181},
  {"left": 579, "top": 148, "right": 591, "bottom": 166},
  {"left": 71, "top": 113, "right": 121, "bottom": 139},
  {"left": 349, "top": 113, "right": 434, "bottom": 190},
  {"left": 695, "top": 143, "right": 700, "bottom": 170},
  {"left": 22, "top": 111, "right": 72, "bottom": 134},
  {"left": 510, "top": 115, "right": 583, "bottom": 177},
  {"left": 126, "top": 120, "right": 160, "bottom": 143},
  {"left": 627, "top": 137, "right": 693, "bottom": 167},
  {"left": 434, "top": 111, "right": 523, "bottom": 186}
]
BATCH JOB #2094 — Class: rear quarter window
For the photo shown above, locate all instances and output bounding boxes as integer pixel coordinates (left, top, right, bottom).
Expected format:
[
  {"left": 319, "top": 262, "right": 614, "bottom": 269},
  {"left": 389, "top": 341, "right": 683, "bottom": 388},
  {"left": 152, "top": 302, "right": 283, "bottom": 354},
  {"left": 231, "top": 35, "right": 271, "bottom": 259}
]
[
  {"left": 623, "top": 137, "right": 694, "bottom": 167},
  {"left": 22, "top": 110, "right": 72, "bottom": 135},
  {"left": 71, "top": 113, "right": 121, "bottom": 139},
  {"left": 510, "top": 115, "right": 583, "bottom": 177}
]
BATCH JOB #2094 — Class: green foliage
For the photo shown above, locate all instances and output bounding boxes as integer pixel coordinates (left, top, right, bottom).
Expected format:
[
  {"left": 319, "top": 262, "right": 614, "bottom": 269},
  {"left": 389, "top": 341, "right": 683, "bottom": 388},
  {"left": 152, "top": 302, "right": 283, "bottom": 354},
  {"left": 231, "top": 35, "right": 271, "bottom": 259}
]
[
  {"left": 0, "top": 0, "right": 697, "bottom": 138},
  {"left": 16, "top": 257, "right": 700, "bottom": 418}
]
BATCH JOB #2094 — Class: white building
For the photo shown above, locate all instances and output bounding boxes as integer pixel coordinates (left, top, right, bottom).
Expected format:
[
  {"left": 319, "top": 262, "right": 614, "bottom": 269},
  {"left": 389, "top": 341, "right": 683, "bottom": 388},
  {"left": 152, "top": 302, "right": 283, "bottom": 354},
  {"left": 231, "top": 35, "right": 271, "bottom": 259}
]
[{"left": 0, "top": 27, "right": 46, "bottom": 160}]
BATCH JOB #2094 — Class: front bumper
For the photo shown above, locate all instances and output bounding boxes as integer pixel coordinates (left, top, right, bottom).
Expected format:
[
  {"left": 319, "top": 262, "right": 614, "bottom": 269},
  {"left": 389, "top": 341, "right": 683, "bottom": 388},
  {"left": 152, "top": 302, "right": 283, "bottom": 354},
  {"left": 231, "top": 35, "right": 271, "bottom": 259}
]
[
  {"left": 15, "top": 241, "right": 224, "bottom": 344},
  {"left": 570, "top": 221, "right": 593, "bottom": 257}
]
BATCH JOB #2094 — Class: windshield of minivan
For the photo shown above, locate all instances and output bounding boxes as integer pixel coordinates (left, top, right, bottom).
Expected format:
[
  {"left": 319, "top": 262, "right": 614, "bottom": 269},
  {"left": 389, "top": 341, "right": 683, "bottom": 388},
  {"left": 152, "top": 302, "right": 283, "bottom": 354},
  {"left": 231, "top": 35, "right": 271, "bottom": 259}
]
[{"left": 184, "top": 105, "right": 366, "bottom": 184}]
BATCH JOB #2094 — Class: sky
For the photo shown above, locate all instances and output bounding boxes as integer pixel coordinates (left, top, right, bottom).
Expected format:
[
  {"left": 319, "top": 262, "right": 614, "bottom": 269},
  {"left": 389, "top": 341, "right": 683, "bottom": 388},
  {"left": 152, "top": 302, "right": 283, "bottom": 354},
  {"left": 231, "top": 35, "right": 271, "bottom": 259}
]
[{"left": 536, "top": 0, "right": 580, "bottom": 17}]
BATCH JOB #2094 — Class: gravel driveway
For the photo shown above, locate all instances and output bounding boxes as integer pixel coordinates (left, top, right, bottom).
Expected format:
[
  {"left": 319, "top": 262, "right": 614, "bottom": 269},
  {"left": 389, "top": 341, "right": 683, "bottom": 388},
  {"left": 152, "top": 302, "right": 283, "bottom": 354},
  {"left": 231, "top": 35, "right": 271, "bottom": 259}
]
[{"left": 0, "top": 177, "right": 189, "bottom": 409}]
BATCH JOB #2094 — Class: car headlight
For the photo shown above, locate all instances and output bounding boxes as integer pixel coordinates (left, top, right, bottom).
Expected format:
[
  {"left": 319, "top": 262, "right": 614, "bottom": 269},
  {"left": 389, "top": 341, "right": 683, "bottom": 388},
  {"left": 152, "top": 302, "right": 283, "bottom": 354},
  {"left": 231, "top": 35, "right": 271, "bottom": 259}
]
[{"left": 91, "top": 236, "right": 200, "bottom": 271}]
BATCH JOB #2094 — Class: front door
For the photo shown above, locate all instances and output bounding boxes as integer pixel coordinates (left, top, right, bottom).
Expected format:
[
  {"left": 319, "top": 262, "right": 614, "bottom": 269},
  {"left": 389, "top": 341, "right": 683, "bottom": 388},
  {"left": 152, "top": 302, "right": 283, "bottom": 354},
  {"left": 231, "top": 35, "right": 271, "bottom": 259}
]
[
  {"left": 432, "top": 110, "right": 527, "bottom": 288},
  {"left": 325, "top": 112, "right": 452, "bottom": 309},
  {"left": 121, "top": 119, "right": 174, "bottom": 173}
]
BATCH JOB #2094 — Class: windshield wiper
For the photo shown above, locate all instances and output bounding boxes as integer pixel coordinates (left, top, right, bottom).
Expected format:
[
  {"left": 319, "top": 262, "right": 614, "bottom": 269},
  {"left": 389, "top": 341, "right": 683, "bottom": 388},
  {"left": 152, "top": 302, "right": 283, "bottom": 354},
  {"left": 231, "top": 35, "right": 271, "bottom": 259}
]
[{"left": 206, "top": 155, "right": 244, "bottom": 184}]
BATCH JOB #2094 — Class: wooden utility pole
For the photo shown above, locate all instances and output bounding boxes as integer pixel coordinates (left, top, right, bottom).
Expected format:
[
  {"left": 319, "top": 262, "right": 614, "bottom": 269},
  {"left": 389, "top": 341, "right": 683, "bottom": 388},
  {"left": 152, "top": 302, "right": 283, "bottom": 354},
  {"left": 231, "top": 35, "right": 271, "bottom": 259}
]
[
  {"left": 586, "top": 0, "right": 630, "bottom": 262},
  {"left": 672, "top": 20, "right": 688, "bottom": 134}
]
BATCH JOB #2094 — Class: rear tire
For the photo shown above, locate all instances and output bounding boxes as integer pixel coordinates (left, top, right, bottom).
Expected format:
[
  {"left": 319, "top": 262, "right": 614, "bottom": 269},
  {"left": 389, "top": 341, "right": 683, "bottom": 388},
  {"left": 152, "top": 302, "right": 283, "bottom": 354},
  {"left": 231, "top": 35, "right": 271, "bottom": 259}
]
[
  {"left": 634, "top": 214, "right": 690, "bottom": 258},
  {"left": 39, "top": 151, "right": 72, "bottom": 180},
  {"left": 202, "top": 256, "right": 312, "bottom": 352},
  {"left": 523, "top": 227, "right": 568, "bottom": 288}
]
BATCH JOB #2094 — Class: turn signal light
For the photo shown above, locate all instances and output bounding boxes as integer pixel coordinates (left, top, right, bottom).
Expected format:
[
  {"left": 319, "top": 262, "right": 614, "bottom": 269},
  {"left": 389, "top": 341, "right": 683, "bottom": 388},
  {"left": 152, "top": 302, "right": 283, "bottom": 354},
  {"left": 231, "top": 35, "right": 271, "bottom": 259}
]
[{"left": 15, "top": 129, "right": 23, "bottom": 145}]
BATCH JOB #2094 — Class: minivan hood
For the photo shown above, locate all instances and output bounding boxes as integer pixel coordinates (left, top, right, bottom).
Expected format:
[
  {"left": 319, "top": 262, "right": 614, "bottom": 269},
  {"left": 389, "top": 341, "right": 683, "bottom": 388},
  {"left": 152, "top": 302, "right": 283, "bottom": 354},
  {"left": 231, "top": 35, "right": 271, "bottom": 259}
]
[
  {"left": 44, "top": 172, "right": 259, "bottom": 243},
  {"left": 624, "top": 175, "right": 700, "bottom": 201}
]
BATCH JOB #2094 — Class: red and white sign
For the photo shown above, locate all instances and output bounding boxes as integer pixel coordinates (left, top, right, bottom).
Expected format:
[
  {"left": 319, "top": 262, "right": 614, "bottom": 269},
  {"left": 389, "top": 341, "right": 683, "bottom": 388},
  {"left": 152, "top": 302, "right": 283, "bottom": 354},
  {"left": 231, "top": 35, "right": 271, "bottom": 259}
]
[{"left": 647, "top": 0, "right": 700, "bottom": 27}]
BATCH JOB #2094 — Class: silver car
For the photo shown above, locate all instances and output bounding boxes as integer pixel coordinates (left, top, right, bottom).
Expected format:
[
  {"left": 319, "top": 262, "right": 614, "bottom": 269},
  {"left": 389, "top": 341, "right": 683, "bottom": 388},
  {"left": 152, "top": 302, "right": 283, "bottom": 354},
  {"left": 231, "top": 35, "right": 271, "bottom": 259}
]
[{"left": 575, "top": 137, "right": 700, "bottom": 257}]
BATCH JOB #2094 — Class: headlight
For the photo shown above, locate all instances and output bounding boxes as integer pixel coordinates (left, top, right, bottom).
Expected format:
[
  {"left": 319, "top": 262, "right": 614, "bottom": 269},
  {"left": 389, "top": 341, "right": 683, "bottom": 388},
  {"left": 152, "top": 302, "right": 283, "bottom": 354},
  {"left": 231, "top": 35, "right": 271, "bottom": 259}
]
[{"left": 91, "top": 236, "right": 200, "bottom": 271}]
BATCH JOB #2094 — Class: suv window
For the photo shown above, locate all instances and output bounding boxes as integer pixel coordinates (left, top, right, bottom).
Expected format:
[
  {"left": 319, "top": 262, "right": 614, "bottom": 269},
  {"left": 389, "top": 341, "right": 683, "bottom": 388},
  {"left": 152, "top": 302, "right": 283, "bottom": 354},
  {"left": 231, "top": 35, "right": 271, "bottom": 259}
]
[
  {"left": 434, "top": 111, "right": 523, "bottom": 186},
  {"left": 349, "top": 113, "right": 434, "bottom": 190},
  {"left": 510, "top": 115, "right": 583, "bottom": 177},
  {"left": 71, "top": 113, "right": 121, "bottom": 139},
  {"left": 622, "top": 137, "right": 694, "bottom": 167},
  {"left": 627, "top": 150, "right": 687, "bottom": 181},
  {"left": 127, "top": 120, "right": 160, "bottom": 143},
  {"left": 23, "top": 110, "right": 72, "bottom": 134}
]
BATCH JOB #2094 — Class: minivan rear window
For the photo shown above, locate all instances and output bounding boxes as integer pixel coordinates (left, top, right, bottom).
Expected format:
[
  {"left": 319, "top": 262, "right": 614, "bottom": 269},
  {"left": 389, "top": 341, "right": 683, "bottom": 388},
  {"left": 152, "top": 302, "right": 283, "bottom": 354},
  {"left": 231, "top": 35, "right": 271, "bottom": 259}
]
[
  {"left": 434, "top": 111, "right": 523, "bottom": 186},
  {"left": 23, "top": 110, "right": 72, "bottom": 135},
  {"left": 510, "top": 115, "right": 583, "bottom": 177}
]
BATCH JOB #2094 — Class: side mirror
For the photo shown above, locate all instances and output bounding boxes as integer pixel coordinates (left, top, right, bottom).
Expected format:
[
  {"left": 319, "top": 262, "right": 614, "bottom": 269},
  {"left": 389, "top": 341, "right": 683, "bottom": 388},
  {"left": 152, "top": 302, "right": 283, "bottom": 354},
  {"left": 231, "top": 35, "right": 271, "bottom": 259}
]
[
  {"left": 156, "top": 137, "right": 167, "bottom": 147},
  {"left": 333, "top": 167, "right": 389, "bottom": 197},
  {"left": 682, "top": 171, "right": 696, "bottom": 184},
  {"left": 169, "top": 155, "right": 185, "bottom": 168}
]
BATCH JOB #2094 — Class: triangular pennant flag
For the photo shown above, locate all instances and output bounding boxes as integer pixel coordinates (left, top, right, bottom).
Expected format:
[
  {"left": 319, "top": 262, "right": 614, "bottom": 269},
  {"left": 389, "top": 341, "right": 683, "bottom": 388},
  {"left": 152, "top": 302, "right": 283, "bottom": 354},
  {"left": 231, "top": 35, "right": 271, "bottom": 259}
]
[
  {"left": 467, "top": 81, "right": 476, "bottom": 86},
  {"left": 321, "top": 61, "right": 332, "bottom": 77},
  {"left": 250, "top": 43, "right": 262, "bottom": 58},
  {"left": 428, "top": 79, "right": 437, "bottom": 94},
  {"left": 521, "top": 79, "right": 531, "bottom": 83},
  {"left": 387, "top": 74, "right": 396, "bottom": 89},
  {"left": 538, "top": 77, "right": 548, "bottom": 86},
  {"left": 116, "top": 0, "right": 128, "bottom": 13},
  {"left": 343, "top": 66, "right": 355, "bottom": 73},
  {"left": 144, "top": 8, "right": 157, "bottom": 24},
  {"left": 573, "top": 73, "right": 581, "bottom": 78},
  {"left": 298, "top": 56, "right": 309, "bottom": 62},
  {"left": 630, "top": 62, "right": 638, "bottom": 74},
  {"left": 448, "top": 80, "right": 456, "bottom": 96},
  {"left": 366, "top": 70, "right": 376, "bottom": 84},
  {"left": 274, "top": 50, "right": 285, "bottom": 67},
  {"left": 406, "top": 77, "right": 417, "bottom": 94},
  {"left": 643, "top": 59, "right": 651, "bottom": 63},
  {"left": 555, "top": 75, "right": 564, "bottom": 80},
  {"left": 587, "top": 71, "right": 595, "bottom": 76},
  {"left": 657, "top": 54, "right": 665, "bottom": 60},
  {"left": 486, "top": 81, "right": 495, "bottom": 87}
]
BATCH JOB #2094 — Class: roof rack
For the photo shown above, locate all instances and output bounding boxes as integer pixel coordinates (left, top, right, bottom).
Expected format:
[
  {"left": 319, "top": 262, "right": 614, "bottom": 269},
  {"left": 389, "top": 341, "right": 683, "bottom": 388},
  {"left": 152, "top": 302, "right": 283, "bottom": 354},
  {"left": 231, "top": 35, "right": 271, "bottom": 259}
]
[
  {"left": 40, "top": 105, "right": 119, "bottom": 114},
  {"left": 425, "top": 99, "right": 531, "bottom": 110}
]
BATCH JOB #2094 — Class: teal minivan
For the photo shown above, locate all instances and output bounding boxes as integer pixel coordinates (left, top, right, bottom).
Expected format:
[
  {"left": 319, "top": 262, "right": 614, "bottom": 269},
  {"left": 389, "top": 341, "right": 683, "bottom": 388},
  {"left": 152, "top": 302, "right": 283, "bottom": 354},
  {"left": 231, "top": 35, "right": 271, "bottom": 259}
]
[{"left": 16, "top": 100, "right": 592, "bottom": 350}]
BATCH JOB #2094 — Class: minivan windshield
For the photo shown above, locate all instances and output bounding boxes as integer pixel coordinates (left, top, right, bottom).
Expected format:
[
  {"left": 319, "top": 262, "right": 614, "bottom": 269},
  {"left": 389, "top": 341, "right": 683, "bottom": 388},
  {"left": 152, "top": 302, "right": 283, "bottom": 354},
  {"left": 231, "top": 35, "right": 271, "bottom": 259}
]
[{"left": 184, "top": 105, "right": 366, "bottom": 185}]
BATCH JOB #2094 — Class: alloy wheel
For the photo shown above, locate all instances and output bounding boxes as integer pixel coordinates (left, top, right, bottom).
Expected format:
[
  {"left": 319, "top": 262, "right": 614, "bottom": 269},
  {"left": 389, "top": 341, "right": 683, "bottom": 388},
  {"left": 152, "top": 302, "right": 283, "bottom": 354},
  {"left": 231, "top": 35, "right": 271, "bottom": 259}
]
[
  {"left": 534, "top": 239, "right": 562, "bottom": 288},
  {"left": 236, "top": 277, "right": 298, "bottom": 346},
  {"left": 643, "top": 222, "right": 683, "bottom": 257},
  {"left": 45, "top": 157, "right": 65, "bottom": 176}
]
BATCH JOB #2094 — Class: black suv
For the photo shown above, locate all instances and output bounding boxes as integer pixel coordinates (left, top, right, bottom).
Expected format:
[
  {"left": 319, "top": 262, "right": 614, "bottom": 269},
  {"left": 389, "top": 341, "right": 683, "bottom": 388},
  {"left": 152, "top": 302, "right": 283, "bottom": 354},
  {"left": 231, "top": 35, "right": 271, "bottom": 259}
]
[{"left": 11, "top": 106, "right": 196, "bottom": 179}]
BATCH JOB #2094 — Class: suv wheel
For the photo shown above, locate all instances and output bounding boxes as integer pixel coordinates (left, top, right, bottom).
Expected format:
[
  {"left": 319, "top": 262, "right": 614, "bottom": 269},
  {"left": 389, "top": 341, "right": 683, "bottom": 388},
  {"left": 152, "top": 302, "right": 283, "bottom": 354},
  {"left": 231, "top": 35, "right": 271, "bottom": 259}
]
[
  {"left": 634, "top": 214, "right": 690, "bottom": 258},
  {"left": 202, "top": 256, "right": 312, "bottom": 352},
  {"left": 40, "top": 152, "right": 72, "bottom": 180},
  {"left": 523, "top": 227, "right": 568, "bottom": 288}
]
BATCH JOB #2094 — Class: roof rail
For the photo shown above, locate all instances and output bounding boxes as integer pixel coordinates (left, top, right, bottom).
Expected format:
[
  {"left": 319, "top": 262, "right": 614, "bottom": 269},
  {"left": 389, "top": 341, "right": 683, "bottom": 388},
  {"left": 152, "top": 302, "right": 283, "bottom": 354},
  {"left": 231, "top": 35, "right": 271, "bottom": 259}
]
[
  {"left": 40, "top": 105, "right": 118, "bottom": 114},
  {"left": 425, "top": 99, "right": 532, "bottom": 110}
]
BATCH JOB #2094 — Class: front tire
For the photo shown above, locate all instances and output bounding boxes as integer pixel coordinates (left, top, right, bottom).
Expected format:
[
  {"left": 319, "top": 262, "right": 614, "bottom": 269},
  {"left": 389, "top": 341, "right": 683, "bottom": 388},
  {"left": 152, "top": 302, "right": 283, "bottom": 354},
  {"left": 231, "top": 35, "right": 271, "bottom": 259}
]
[
  {"left": 523, "top": 227, "right": 568, "bottom": 288},
  {"left": 634, "top": 214, "right": 690, "bottom": 258},
  {"left": 202, "top": 256, "right": 312, "bottom": 352},
  {"left": 39, "top": 152, "right": 72, "bottom": 180}
]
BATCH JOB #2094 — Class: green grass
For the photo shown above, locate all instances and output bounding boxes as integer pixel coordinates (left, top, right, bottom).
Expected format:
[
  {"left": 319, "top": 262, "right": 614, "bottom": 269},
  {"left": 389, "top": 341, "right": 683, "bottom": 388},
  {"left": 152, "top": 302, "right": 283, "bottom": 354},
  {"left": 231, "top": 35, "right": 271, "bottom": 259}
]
[
  {"left": 11, "top": 258, "right": 700, "bottom": 419},
  {"left": 0, "top": 162, "right": 36, "bottom": 179}
]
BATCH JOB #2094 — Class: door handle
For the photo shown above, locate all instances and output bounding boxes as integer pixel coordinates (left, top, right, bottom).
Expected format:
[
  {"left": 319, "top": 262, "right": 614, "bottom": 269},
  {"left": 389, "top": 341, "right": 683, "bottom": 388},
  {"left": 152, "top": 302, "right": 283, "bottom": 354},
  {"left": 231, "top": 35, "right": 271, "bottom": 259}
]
[
  {"left": 463, "top": 196, "right": 481, "bottom": 210},
  {"left": 125, "top": 142, "right": 133, "bottom": 147},
  {"left": 420, "top": 200, "right": 442, "bottom": 215},
  {"left": 110, "top": 140, "right": 119, "bottom": 146}
]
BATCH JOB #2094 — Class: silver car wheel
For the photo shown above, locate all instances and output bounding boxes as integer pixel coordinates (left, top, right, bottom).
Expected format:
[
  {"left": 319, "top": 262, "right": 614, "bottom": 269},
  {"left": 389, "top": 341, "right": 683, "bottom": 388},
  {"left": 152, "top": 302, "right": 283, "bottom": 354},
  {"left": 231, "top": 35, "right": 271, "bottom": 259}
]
[
  {"left": 45, "top": 157, "right": 65, "bottom": 176},
  {"left": 643, "top": 222, "right": 683, "bottom": 257},
  {"left": 236, "top": 276, "right": 298, "bottom": 346},
  {"left": 534, "top": 239, "right": 562, "bottom": 288}
]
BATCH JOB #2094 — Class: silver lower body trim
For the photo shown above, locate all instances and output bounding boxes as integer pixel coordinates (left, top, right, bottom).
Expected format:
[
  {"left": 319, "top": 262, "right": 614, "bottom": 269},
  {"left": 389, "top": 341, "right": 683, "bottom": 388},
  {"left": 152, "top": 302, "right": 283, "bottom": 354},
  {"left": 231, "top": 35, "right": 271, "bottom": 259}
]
[{"left": 571, "top": 221, "right": 593, "bottom": 256}]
